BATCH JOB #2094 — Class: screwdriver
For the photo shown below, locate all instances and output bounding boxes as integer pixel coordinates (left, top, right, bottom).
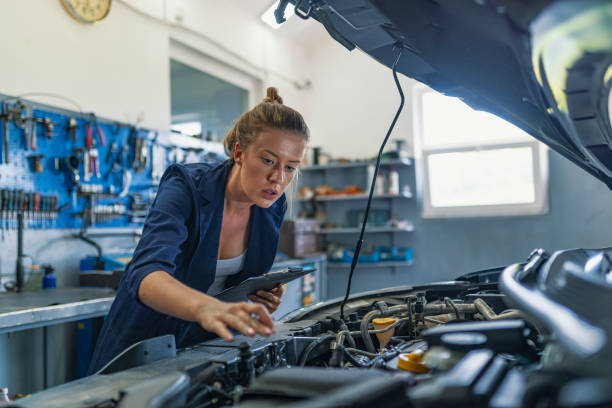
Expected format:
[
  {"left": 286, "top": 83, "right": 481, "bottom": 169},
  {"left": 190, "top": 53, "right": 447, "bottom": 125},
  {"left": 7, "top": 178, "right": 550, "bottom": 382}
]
[
  {"left": 33, "top": 193, "right": 40, "bottom": 229},
  {"left": 51, "top": 195, "right": 58, "bottom": 228},
  {"left": 22, "top": 193, "right": 30, "bottom": 229},
  {"left": 9, "top": 190, "right": 16, "bottom": 230},
  {"left": 0, "top": 190, "right": 4, "bottom": 240},
  {"left": 1, "top": 190, "right": 8, "bottom": 232},
  {"left": 16, "top": 190, "right": 24, "bottom": 230}
]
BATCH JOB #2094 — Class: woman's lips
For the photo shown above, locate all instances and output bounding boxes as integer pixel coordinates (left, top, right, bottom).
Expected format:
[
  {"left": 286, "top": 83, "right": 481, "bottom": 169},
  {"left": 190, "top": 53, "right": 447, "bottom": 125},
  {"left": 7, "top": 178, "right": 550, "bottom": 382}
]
[{"left": 262, "top": 189, "right": 278, "bottom": 199}]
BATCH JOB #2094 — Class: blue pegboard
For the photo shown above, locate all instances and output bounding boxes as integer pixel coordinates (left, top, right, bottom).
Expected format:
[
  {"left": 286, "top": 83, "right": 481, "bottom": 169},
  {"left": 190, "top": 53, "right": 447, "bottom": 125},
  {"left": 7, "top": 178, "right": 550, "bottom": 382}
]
[{"left": 0, "top": 96, "right": 225, "bottom": 230}]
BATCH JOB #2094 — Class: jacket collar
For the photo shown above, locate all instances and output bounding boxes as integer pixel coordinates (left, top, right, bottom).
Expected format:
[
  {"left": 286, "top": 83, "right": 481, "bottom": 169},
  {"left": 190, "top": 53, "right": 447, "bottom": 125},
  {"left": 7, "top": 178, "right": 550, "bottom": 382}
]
[{"left": 197, "top": 159, "right": 233, "bottom": 203}]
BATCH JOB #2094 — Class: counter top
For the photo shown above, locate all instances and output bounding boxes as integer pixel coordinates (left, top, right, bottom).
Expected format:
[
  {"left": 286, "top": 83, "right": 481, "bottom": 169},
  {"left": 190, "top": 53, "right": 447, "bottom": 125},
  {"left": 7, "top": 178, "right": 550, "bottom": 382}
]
[
  {"left": 0, "top": 257, "right": 326, "bottom": 335},
  {"left": 0, "top": 287, "right": 115, "bottom": 334}
]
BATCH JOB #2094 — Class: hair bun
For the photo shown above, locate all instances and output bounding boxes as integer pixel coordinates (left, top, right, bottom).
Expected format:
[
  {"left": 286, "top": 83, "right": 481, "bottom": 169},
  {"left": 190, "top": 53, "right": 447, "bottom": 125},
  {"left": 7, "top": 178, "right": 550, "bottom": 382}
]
[{"left": 263, "top": 87, "right": 283, "bottom": 104}]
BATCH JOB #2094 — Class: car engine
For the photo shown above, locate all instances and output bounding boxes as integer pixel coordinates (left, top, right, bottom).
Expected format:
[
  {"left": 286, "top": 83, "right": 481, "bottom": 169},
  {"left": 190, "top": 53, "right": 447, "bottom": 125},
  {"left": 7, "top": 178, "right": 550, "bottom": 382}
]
[{"left": 17, "top": 246, "right": 611, "bottom": 408}]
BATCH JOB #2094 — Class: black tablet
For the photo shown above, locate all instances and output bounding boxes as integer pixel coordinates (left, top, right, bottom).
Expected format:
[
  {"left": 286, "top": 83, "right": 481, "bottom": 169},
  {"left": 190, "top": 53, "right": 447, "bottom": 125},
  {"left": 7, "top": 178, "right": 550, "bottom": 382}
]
[{"left": 215, "top": 266, "right": 316, "bottom": 303}]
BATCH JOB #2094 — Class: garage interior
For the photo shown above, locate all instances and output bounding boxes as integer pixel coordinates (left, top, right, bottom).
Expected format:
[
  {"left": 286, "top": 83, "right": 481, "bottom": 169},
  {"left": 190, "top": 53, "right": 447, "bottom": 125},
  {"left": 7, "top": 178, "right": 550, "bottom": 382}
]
[{"left": 0, "top": 0, "right": 611, "bottom": 406}]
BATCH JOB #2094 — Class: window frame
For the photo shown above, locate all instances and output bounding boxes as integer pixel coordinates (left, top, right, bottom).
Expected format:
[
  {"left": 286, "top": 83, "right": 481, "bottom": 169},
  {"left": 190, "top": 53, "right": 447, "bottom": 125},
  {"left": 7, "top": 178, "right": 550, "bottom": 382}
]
[{"left": 413, "top": 85, "right": 549, "bottom": 219}]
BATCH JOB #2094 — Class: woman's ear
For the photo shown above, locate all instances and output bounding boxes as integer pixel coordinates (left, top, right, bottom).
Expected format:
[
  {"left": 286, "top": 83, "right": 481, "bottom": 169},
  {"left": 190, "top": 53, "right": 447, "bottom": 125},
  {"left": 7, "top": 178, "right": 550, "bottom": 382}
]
[{"left": 233, "top": 142, "right": 243, "bottom": 165}]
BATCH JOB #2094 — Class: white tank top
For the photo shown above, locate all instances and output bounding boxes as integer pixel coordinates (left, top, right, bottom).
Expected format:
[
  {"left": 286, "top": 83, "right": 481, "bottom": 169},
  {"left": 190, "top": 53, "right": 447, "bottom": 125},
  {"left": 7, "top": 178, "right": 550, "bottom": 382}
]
[{"left": 207, "top": 251, "right": 247, "bottom": 295}]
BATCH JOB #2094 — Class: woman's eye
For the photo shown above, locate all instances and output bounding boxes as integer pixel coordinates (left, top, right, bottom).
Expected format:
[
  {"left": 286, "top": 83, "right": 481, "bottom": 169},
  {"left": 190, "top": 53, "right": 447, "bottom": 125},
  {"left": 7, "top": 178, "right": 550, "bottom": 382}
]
[
  {"left": 286, "top": 166, "right": 296, "bottom": 172},
  {"left": 262, "top": 157, "right": 274, "bottom": 165}
]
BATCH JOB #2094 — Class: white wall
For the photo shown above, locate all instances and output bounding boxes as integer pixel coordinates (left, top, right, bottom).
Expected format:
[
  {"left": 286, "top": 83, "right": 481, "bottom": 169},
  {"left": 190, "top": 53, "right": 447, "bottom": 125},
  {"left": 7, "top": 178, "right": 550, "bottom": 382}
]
[
  {"left": 0, "top": 0, "right": 170, "bottom": 129},
  {"left": 0, "top": 0, "right": 312, "bottom": 130},
  {"left": 304, "top": 39, "right": 417, "bottom": 159}
]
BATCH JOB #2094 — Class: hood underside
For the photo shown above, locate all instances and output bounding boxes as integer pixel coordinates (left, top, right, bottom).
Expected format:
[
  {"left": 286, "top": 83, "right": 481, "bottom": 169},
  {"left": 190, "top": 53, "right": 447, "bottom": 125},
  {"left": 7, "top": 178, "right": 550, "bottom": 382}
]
[{"left": 287, "top": 0, "right": 612, "bottom": 187}]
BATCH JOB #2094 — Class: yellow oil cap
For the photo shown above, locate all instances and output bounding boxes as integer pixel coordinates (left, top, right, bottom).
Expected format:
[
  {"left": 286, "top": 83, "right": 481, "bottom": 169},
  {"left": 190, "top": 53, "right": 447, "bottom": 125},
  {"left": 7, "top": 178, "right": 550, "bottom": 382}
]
[
  {"left": 397, "top": 349, "right": 429, "bottom": 373},
  {"left": 372, "top": 317, "right": 396, "bottom": 326}
]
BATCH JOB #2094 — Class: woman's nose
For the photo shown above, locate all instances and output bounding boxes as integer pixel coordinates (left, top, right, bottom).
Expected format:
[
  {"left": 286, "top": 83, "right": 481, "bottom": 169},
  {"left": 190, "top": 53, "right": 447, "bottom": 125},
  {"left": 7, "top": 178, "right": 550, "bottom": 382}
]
[{"left": 268, "top": 166, "right": 284, "bottom": 184}]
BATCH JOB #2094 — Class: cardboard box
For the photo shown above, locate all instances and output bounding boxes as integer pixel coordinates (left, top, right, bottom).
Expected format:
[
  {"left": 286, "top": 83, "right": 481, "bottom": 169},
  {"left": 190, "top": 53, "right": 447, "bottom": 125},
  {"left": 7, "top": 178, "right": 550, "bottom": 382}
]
[{"left": 278, "top": 218, "right": 319, "bottom": 258}]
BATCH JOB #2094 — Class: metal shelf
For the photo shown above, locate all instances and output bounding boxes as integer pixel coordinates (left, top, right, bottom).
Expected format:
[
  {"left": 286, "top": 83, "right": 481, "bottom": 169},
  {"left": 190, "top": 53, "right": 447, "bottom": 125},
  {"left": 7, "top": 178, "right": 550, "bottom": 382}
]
[
  {"left": 328, "top": 261, "right": 413, "bottom": 268},
  {"left": 319, "top": 225, "right": 414, "bottom": 234},
  {"left": 300, "top": 191, "right": 412, "bottom": 202},
  {"left": 300, "top": 158, "right": 411, "bottom": 171}
]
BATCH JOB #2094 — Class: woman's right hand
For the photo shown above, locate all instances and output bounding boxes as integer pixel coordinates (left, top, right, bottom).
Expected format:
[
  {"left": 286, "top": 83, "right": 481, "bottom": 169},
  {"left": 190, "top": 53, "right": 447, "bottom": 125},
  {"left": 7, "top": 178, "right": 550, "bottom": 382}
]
[{"left": 194, "top": 298, "right": 275, "bottom": 341}]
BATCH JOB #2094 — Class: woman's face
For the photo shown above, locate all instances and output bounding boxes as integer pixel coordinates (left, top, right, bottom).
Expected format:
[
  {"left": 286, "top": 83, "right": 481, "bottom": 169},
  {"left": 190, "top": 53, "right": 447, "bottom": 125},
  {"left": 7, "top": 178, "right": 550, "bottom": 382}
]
[{"left": 235, "top": 128, "right": 306, "bottom": 208}]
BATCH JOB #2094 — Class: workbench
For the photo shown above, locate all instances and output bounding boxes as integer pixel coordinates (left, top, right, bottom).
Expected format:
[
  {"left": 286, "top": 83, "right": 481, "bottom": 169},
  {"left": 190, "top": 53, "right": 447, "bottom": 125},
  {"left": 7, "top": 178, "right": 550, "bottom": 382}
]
[
  {"left": 0, "top": 287, "right": 114, "bottom": 335},
  {"left": 0, "top": 255, "right": 327, "bottom": 336}
]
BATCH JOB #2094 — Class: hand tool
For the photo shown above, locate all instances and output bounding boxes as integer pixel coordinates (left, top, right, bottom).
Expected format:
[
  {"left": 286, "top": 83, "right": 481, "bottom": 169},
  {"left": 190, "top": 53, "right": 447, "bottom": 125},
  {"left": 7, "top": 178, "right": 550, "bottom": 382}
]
[
  {"left": 16, "top": 190, "right": 24, "bottom": 228},
  {"left": 40, "top": 117, "right": 54, "bottom": 139},
  {"left": 29, "top": 192, "right": 36, "bottom": 228},
  {"left": 39, "top": 195, "right": 46, "bottom": 228},
  {"left": 51, "top": 196, "right": 58, "bottom": 228},
  {"left": 26, "top": 192, "right": 33, "bottom": 229},
  {"left": 28, "top": 154, "right": 44, "bottom": 173},
  {"left": 1, "top": 189, "right": 8, "bottom": 234},
  {"left": 86, "top": 117, "right": 93, "bottom": 149},
  {"left": 33, "top": 193, "right": 40, "bottom": 229},
  {"left": 22, "top": 193, "right": 30, "bottom": 229},
  {"left": 66, "top": 153, "right": 81, "bottom": 207},
  {"left": 83, "top": 149, "right": 91, "bottom": 182},
  {"left": 133, "top": 137, "right": 148, "bottom": 173},
  {"left": 0, "top": 190, "right": 4, "bottom": 240},
  {"left": 86, "top": 114, "right": 106, "bottom": 149},
  {"left": 31, "top": 113, "right": 37, "bottom": 151},
  {"left": 1, "top": 103, "right": 9, "bottom": 164},
  {"left": 89, "top": 139, "right": 101, "bottom": 178},
  {"left": 9, "top": 190, "right": 16, "bottom": 230},
  {"left": 68, "top": 118, "right": 77, "bottom": 143},
  {"left": 105, "top": 141, "right": 118, "bottom": 164},
  {"left": 42, "top": 196, "right": 49, "bottom": 228},
  {"left": 93, "top": 115, "right": 106, "bottom": 146},
  {"left": 24, "top": 106, "right": 33, "bottom": 150}
]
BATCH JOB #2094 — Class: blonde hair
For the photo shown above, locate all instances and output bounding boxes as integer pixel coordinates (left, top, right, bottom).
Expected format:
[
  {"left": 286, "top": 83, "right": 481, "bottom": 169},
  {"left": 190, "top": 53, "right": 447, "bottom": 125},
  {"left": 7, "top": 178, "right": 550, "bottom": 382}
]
[
  {"left": 223, "top": 87, "right": 309, "bottom": 216},
  {"left": 223, "top": 87, "right": 309, "bottom": 156}
]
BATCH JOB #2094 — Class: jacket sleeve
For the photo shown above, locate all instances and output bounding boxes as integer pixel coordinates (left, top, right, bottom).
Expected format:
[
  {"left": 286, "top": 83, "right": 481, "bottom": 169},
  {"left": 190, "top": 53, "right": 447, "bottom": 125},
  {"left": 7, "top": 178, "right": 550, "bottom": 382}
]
[{"left": 123, "top": 166, "right": 193, "bottom": 299}]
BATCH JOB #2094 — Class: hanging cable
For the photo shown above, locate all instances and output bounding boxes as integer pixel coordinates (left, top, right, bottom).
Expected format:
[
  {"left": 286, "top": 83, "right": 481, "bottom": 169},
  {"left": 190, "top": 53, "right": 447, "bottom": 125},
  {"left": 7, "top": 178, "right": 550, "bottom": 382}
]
[{"left": 340, "top": 44, "right": 406, "bottom": 322}]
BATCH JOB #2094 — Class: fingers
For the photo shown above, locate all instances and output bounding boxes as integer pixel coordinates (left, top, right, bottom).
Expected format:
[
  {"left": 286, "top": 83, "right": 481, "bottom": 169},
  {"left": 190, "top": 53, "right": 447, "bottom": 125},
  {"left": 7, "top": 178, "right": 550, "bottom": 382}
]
[
  {"left": 256, "top": 290, "right": 281, "bottom": 305},
  {"left": 236, "top": 310, "right": 273, "bottom": 336},
  {"left": 269, "top": 284, "right": 286, "bottom": 298},
  {"left": 248, "top": 294, "right": 277, "bottom": 313},
  {"left": 197, "top": 301, "right": 275, "bottom": 343},
  {"left": 211, "top": 321, "right": 234, "bottom": 342},
  {"left": 242, "top": 302, "right": 275, "bottom": 328},
  {"left": 222, "top": 314, "right": 257, "bottom": 337}
]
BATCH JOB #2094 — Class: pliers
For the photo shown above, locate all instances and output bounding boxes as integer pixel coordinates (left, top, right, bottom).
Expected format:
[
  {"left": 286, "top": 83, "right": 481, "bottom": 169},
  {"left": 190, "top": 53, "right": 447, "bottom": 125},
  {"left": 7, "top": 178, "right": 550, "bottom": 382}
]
[{"left": 86, "top": 114, "right": 106, "bottom": 149}]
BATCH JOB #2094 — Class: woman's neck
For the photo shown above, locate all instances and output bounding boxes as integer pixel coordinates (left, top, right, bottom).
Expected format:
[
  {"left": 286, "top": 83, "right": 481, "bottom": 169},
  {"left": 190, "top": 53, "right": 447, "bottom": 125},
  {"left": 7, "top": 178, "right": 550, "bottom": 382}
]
[{"left": 224, "top": 163, "right": 253, "bottom": 214}]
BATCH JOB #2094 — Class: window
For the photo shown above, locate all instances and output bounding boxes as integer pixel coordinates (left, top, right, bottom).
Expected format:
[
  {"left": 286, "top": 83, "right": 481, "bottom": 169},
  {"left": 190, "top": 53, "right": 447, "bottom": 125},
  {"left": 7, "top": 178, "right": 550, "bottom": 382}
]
[
  {"left": 171, "top": 121, "right": 202, "bottom": 137},
  {"left": 414, "top": 86, "right": 548, "bottom": 218}
]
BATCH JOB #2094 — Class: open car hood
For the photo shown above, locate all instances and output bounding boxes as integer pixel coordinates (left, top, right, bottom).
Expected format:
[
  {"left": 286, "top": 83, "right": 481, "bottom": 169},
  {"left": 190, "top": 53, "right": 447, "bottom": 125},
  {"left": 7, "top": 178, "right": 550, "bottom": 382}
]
[{"left": 286, "top": 0, "right": 612, "bottom": 187}]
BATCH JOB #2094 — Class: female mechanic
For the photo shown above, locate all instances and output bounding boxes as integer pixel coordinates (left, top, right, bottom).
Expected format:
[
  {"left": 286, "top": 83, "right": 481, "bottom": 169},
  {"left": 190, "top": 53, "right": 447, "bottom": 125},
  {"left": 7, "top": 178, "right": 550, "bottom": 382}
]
[{"left": 89, "top": 87, "right": 309, "bottom": 373}]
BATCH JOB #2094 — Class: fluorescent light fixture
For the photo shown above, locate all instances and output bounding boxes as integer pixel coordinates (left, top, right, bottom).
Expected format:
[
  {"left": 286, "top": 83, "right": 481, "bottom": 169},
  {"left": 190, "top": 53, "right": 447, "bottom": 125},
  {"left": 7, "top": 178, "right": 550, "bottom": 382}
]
[{"left": 261, "top": 1, "right": 292, "bottom": 29}]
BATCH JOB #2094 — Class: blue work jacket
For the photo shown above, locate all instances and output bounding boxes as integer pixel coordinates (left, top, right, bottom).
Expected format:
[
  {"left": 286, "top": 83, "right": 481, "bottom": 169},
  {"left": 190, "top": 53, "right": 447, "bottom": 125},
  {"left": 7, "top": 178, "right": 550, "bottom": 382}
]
[{"left": 88, "top": 159, "right": 286, "bottom": 374}]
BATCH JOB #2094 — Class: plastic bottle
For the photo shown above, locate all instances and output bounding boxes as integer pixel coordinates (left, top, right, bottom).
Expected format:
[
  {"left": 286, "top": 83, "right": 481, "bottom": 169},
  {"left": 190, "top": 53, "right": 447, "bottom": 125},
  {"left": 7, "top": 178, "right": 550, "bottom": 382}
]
[
  {"left": 388, "top": 169, "right": 400, "bottom": 195},
  {"left": 42, "top": 265, "right": 56, "bottom": 289},
  {"left": 0, "top": 387, "right": 10, "bottom": 404}
]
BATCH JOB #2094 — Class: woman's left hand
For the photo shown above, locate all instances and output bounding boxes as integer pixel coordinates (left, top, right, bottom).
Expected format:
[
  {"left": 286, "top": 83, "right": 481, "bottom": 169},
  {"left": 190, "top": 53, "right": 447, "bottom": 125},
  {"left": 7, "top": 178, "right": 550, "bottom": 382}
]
[{"left": 248, "top": 284, "right": 285, "bottom": 313}]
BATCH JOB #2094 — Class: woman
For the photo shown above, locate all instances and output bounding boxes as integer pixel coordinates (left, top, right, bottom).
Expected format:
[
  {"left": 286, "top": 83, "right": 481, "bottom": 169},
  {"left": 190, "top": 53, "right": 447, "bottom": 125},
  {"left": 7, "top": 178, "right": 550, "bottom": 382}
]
[{"left": 89, "top": 87, "right": 309, "bottom": 374}]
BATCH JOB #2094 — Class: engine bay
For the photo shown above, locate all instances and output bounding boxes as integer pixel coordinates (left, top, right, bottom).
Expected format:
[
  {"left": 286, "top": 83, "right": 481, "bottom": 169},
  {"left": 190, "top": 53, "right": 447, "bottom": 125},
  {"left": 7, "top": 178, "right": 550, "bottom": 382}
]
[{"left": 15, "top": 247, "right": 612, "bottom": 408}]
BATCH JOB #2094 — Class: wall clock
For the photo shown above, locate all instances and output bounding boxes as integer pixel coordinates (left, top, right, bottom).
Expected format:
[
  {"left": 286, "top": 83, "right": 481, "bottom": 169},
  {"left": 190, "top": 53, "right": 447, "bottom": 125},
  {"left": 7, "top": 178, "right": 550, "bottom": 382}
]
[{"left": 60, "top": 0, "right": 112, "bottom": 24}]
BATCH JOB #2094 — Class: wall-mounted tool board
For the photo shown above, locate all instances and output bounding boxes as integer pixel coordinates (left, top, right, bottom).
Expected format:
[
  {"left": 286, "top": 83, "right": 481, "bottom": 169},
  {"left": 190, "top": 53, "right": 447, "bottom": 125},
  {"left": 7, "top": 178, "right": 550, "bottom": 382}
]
[{"left": 0, "top": 95, "right": 225, "bottom": 231}]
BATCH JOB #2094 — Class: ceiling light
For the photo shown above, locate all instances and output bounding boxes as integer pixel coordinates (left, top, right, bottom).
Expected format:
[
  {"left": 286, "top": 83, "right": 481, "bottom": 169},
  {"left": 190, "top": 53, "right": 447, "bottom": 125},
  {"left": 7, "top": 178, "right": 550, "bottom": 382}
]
[{"left": 261, "top": 1, "right": 292, "bottom": 29}]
